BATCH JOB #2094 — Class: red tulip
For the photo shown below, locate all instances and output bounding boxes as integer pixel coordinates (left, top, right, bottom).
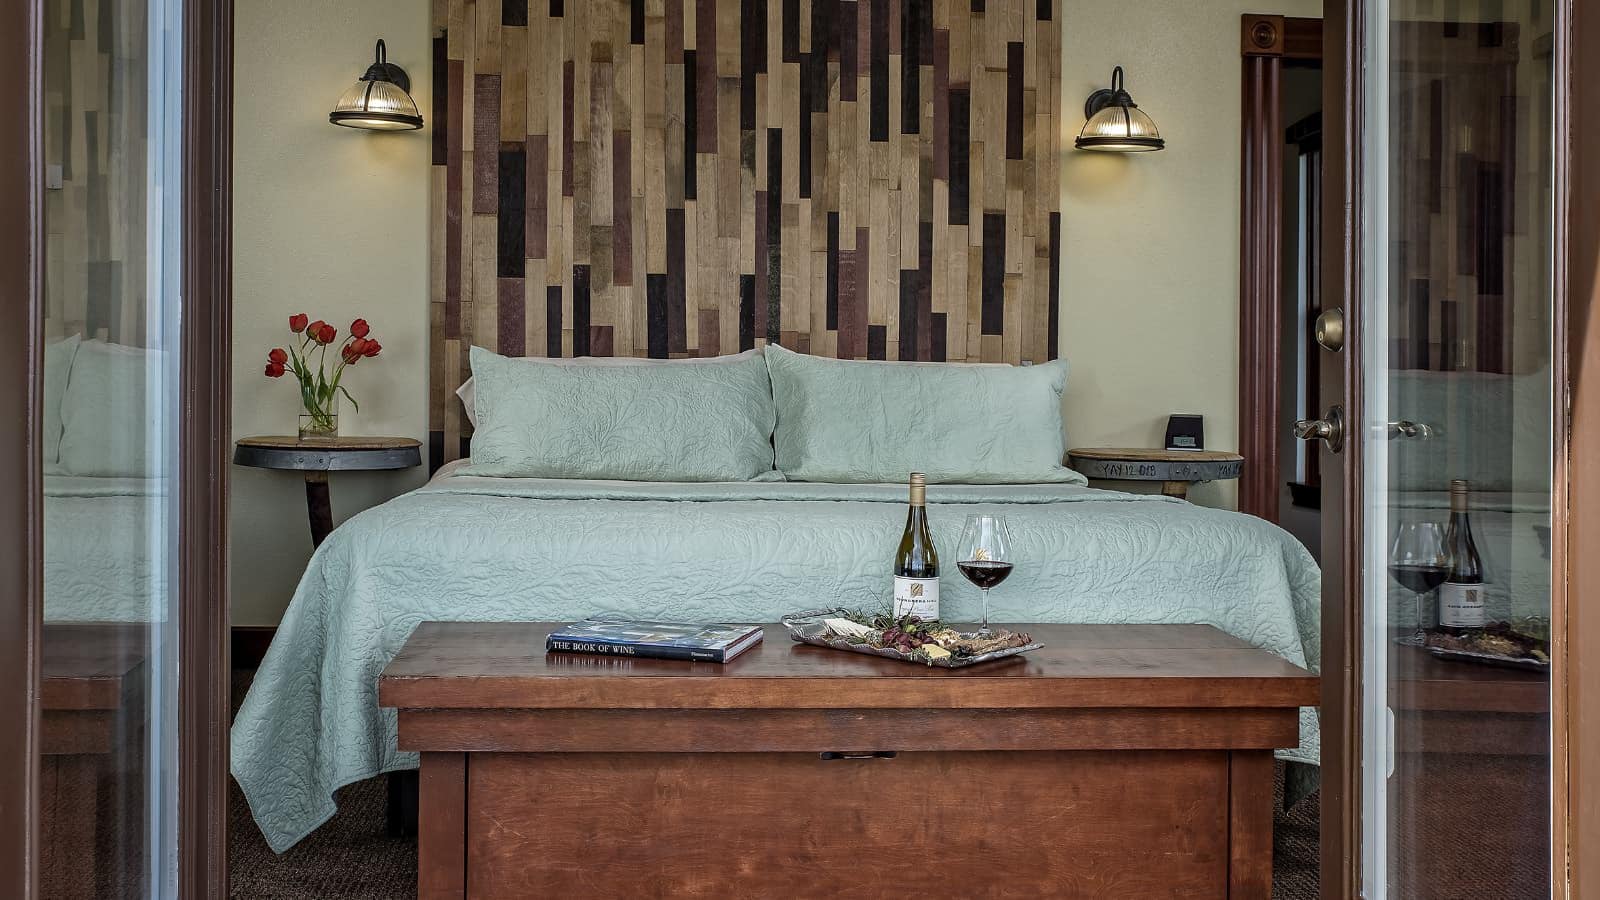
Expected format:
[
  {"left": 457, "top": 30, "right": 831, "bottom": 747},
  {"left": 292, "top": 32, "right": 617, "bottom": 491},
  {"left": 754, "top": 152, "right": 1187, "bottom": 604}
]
[
  {"left": 306, "top": 320, "right": 327, "bottom": 342},
  {"left": 317, "top": 323, "right": 337, "bottom": 344},
  {"left": 361, "top": 339, "right": 382, "bottom": 358},
  {"left": 264, "top": 362, "right": 286, "bottom": 378},
  {"left": 289, "top": 313, "right": 309, "bottom": 333},
  {"left": 342, "top": 340, "right": 364, "bottom": 365},
  {"left": 350, "top": 318, "right": 371, "bottom": 339},
  {"left": 268, "top": 348, "right": 288, "bottom": 365}
]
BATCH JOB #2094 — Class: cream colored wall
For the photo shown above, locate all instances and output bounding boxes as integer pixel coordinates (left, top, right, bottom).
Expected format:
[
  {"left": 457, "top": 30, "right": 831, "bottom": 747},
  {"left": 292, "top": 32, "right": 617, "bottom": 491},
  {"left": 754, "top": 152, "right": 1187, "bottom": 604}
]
[
  {"left": 231, "top": 0, "right": 432, "bottom": 627},
  {"left": 1060, "top": 0, "right": 1322, "bottom": 508}
]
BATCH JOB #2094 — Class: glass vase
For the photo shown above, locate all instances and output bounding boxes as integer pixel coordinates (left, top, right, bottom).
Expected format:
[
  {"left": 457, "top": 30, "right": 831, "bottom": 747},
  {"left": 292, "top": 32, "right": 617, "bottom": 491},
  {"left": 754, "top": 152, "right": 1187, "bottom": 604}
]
[{"left": 298, "top": 394, "right": 339, "bottom": 440}]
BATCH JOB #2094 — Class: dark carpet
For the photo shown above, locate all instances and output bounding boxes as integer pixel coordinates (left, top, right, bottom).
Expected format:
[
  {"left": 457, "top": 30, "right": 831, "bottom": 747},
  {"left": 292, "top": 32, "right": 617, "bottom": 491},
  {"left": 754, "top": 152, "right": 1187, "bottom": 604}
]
[{"left": 229, "top": 669, "right": 1321, "bottom": 899}]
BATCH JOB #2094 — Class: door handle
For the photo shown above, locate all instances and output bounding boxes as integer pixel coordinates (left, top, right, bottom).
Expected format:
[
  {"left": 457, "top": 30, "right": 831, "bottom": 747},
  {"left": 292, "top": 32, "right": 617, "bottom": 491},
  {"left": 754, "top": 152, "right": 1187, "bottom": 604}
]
[
  {"left": 1315, "top": 308, "right": 1345, "bottom": 352},
  {"left": 1293, "top": 405, "right": 1345, "bottom": 453}
]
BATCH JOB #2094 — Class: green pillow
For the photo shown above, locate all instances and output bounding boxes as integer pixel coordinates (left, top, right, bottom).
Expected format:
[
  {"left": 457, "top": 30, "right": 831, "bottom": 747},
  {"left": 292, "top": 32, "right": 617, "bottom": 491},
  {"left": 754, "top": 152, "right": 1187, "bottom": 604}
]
[
  {"left": 765, "top": 344, "right": 1082, "bottom": 484},
  {"left": 464, "top": 346, "right": 780, "bottom": 482}
]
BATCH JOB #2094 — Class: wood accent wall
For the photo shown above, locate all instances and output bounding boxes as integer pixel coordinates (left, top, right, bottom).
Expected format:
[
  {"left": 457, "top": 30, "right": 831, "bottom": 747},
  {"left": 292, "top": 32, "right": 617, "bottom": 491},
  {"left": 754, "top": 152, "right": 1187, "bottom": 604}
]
[
  {"left": 429, "top": 0, "right": 1064, "bottom": 463},
  {"left": 43, "top": 0, "right": 148, "bottom": 346}
]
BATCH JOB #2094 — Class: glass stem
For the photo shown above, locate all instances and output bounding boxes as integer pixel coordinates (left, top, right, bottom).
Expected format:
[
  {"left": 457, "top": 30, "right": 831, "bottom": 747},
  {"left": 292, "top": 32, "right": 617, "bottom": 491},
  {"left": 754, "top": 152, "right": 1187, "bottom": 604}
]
[{"left": 979, "top": 588, "right": 992, "bottom": 636}]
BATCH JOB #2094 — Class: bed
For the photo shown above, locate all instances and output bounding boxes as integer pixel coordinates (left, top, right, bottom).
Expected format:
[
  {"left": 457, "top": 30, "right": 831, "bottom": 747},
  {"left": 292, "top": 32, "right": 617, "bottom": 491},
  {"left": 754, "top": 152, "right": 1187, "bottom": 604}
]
[
  {"left": 231, "top": 345, "right": 1323, "bottom": 851},
  {"left": 231, "top": 465, "right": 1321, "bottom": 852}
]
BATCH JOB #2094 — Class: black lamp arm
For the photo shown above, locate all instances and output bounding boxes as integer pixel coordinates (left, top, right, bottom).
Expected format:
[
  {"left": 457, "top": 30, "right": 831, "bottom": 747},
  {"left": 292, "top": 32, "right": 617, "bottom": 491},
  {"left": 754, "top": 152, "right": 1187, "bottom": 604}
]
[
  {"left": 362, "top": 38, "right": 411, "bottom": 94},
  {"left": 1083, "top": 65, "right": 1138, "bottom": 120}
]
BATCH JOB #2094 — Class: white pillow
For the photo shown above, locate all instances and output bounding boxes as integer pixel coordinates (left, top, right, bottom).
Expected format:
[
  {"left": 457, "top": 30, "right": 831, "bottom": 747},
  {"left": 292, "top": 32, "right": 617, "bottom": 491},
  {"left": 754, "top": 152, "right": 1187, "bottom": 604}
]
[
  {"left": 456, "top": 349, "right": 764, "bottom": 428},
  {"left": 43, "top": 334, "right": 82, "bottom": 469},
  {"left": 58, "top": 341, "right": 167, "bottom": 477}
]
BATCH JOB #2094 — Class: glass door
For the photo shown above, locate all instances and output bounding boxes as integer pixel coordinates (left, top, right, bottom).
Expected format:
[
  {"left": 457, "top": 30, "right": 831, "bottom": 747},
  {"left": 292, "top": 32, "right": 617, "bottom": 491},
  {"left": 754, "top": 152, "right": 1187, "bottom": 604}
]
[
  {"left": 1359, "top": 1, "right": 1556, "bottom": 896},
  {"left": 37, "top": 0, "right": 187, "bottom": 894}
]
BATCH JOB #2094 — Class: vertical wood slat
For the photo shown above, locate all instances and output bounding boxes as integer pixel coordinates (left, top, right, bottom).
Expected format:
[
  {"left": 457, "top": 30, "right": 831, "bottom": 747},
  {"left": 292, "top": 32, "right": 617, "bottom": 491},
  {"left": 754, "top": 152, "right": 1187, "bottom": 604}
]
[{"left": 429, "top": 0, "right": 1061, "bottom": 462}]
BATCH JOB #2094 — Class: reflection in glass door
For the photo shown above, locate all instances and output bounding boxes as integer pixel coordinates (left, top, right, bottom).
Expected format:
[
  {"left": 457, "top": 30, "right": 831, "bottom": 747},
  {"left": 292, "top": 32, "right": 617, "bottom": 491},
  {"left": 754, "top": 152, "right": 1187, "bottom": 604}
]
[
  {"left": 39, "top": 0, "right": 183, "bottom": 895},
  {"left": 1362, "top": 1, "right": 1556, "bottom": 896}
]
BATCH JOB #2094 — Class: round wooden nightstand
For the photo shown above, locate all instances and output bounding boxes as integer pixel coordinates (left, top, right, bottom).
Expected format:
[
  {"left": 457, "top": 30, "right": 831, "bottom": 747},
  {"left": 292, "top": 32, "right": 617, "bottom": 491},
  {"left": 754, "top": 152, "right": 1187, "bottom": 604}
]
[
  {"left": 1067, "top": 448, "right": 1245, "bottom": 500},
  {"left": 233, "top": 436, "right": 422, "bottom": 546}
]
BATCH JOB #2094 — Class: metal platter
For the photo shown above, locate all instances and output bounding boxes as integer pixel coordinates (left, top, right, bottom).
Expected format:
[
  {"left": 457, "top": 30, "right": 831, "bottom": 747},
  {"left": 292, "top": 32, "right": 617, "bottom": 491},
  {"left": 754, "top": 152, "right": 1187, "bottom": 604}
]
[{"left": 780, "top": 608, "right": 1043, "bottom": 669}]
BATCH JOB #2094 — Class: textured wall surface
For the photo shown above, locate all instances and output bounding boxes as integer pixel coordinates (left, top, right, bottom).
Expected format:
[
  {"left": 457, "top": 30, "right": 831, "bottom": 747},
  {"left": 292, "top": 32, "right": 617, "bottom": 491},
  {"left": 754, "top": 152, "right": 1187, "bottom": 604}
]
[{"left": 430, "top": 0, "right": 1064, "bottom": 465}]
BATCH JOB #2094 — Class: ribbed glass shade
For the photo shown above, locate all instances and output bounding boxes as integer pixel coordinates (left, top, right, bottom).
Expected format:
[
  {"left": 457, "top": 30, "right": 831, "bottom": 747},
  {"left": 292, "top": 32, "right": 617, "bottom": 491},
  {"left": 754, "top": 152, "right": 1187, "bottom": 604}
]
[
  {"left": 329, "top": 77, "right": 423, "bottom": 131},
  {"left": 1075, "top": 104, "right": 1164, "bottom": 152}
]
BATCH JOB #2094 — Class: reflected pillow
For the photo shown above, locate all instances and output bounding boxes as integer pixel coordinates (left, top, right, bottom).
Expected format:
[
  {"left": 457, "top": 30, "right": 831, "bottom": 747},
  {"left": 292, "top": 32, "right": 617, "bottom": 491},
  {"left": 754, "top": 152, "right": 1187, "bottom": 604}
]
[
  {"left": 58, "top": 341, "right": 165, "bottom": 478},
  {"left": 765, "top": 344, "right": 1082, "bottom": 484},
  {"left": 463, "top": 346, "right": 780, "bottom": 482},
  {"left": 43, "top": 334, "right": 81, "bottom": 470}
]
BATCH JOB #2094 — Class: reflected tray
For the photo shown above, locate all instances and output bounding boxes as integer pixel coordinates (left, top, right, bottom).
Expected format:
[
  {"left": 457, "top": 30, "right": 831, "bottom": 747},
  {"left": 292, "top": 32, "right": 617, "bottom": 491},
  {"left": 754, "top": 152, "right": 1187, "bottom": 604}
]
[
  {"left": 1393, "top": 633, "right": 1550, "bottom": 673},
  {"left": 780, "top": 608, "right": 1043, "bottom": 668}
]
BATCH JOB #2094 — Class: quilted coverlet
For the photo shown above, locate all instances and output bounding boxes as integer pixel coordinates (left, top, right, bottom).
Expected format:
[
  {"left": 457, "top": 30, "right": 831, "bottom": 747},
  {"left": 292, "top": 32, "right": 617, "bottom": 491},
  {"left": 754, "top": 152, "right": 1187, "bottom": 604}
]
[{"left": 231, "top": 472, "right": 1321, "bottom": 852}]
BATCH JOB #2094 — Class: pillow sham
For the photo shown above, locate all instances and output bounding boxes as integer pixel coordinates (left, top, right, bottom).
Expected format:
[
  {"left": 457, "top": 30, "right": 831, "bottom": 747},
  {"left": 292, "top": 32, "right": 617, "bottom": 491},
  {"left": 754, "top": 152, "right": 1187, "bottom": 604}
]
[
  {"left": 43, "top": 334, "right": 81, "bottom": 469},
  {"left": 464, "top": 346, "right": 780, "bottom": 481},
  {"left": 455, "top": 348, "right": 763, "bottom": 428},
  {"left": 58, "top": 340, "right": 165, "bottom": 478},
  {"left": 765, "top": 344, "right": 1082, "bottom": 484}
]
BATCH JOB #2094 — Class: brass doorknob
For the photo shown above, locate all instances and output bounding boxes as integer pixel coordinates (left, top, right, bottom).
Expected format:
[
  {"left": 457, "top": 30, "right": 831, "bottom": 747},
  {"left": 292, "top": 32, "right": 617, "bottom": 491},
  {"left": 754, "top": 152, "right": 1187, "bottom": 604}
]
[
  {"left": 1315, "top": 308, "right": 1345, "bottom": 352},
  {"left": 1293, "top": 405, "right": 1345, "bottom": 453}
]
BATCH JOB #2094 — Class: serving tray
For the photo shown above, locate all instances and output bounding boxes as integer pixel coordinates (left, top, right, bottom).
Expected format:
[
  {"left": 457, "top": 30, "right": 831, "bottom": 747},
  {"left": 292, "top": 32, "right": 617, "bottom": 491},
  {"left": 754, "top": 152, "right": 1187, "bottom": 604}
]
[{"left": 780, "top": 608, "right": 1043, "bottom": 668}]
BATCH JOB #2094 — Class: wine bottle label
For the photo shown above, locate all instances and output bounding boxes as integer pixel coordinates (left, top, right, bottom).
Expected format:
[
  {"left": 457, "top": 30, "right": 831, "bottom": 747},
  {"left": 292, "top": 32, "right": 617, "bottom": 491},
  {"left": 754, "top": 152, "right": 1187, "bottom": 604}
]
[
  {"left": 1438, "top": 582, "right": 1486, "bottom": 628},
  {"left": 892, "top": 576, "right": 940, "bottom": 621}
]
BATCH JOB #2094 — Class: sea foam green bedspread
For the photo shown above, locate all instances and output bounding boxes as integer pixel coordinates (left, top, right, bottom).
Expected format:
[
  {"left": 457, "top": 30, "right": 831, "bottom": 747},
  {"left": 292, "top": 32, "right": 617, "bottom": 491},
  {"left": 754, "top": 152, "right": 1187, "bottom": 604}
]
[{"left": 231, "top": 472, "right": 1322, "bottom": 852}]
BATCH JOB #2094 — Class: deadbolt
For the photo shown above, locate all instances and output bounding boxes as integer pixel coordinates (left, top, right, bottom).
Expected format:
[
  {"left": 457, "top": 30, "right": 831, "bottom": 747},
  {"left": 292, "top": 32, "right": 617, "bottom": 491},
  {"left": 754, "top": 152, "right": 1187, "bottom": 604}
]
[
  {"left": 1315, "top": 308, "right": 1345, "bottom": 352},
  {"left": 1293, "top": 405, "right": 1345, "bottom": 453}
]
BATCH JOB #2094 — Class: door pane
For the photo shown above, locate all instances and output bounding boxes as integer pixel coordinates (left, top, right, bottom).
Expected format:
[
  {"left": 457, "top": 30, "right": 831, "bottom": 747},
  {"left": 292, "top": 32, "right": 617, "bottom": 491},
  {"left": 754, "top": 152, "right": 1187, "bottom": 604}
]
[
  {"left": 39, "top": 0, "right": 183, "bottom": 895},
  {"left": 1362, "top": 1, "right": 1555, "bottom": 897}
]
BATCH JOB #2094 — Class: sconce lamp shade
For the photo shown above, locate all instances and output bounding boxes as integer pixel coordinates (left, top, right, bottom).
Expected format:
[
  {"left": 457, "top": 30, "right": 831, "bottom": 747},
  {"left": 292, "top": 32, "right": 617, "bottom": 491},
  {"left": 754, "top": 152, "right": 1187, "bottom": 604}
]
[
  {"left": 329, "top": 40, "right": 424, "bottom": 131},
  {"left": 1075, "top": 66, "right": 1163, "bottom": 152}
]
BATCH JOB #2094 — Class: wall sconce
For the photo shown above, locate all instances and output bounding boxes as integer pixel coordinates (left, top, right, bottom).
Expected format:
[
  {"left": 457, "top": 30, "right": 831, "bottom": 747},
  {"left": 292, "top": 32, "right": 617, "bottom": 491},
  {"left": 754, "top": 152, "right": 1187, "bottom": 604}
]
[
  {"left": 1075, "top": 66, "right": 1163, "bottom": 152},
  {"left": 329, "top": 40, "right": 424, "bottom": 132}
]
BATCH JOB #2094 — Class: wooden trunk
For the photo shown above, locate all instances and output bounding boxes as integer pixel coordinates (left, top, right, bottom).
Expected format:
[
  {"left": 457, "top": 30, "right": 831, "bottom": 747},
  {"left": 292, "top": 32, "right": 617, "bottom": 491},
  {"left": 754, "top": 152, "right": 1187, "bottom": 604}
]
[{"left": 382, "top": 623, "right": 1318, "bottom": 899}]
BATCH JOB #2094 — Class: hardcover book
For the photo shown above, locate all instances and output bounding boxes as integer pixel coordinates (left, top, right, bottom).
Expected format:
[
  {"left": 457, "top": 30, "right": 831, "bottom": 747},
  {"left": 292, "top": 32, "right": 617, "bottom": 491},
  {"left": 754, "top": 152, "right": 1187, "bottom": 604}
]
[{"left": 545, "top": 616, "right": 765, "bottom": 663}]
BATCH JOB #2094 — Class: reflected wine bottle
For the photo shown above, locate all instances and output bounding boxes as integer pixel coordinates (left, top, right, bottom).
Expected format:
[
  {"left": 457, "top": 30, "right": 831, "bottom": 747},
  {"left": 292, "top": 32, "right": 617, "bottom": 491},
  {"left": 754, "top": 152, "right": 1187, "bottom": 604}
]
[
  {"left": 1438, "top": 479, "right": 1486, "bottom": 633},
  {"left": 893, "top": 473, "right": 940, "bottom": 621}
]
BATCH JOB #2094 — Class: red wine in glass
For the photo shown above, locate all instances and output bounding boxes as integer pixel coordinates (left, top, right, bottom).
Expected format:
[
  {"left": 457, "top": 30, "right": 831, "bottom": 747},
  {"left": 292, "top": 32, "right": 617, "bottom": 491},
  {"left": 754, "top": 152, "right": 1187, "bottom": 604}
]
[
  {"left": 1388, "top": 564, "right": 1447, "bottom": 594},
  {"left": 957, "top": 560, "right": 1015, "bottom": 590}
]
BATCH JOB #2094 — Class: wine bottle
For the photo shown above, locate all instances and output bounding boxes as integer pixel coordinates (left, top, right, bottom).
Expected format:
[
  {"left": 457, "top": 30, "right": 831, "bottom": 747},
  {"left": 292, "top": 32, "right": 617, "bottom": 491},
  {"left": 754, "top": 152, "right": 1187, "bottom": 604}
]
[
  {"left": 893, "top": 473, "right": 940, "bottom": 621},
  {"left": 1438, "top": 479, "right": 1486, "bottom": 632}
]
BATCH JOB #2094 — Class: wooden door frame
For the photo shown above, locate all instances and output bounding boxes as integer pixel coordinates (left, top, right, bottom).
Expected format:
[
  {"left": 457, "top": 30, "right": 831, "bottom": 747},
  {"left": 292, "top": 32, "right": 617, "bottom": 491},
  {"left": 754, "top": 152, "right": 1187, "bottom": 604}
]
[
  {"left": 0, "top": 0, "right": 233, "bottom": 897},
  {"left": 1317, "top": 0, "right": 1596, "bottom": 897},
  {"left": 1316, "top": 0, "right": 1363, "bottom": 896},
  {"left": 1558, "top": 0, "right": 1597, "bottom": 892},
  {"left": 0, "top": 0, "right": 45, "bottom": 893},
  {"left": 1238, "top": 14, "right": 1323, "bottom": 524}
]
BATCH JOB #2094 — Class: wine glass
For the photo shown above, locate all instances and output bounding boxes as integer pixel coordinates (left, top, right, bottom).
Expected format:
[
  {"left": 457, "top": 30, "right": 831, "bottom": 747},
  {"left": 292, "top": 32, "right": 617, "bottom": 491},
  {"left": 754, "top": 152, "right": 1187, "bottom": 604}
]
[
  {"left": 957, "top": 514, "right": 1013, "bottom": 637},
  {"left": 1388, "top": 521, "right": 1447, "bottom": 642}
]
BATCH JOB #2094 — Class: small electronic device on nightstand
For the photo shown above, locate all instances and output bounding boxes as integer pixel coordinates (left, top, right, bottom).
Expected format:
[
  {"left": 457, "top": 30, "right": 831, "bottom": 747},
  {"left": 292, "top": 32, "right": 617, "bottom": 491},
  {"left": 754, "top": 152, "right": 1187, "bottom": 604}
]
[{"left": 1164, "top": 415, "right": 1205, "bottom": 451}]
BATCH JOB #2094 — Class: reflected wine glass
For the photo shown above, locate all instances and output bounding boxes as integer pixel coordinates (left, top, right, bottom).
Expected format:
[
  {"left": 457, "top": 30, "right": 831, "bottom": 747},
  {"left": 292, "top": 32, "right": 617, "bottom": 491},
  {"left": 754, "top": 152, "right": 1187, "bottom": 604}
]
[
  {"left": 957, "top": 514, "right": 1013, "bottom": 637},
  {"left": 1388, "top": 521, "right": 1447, "bottom": 643}
]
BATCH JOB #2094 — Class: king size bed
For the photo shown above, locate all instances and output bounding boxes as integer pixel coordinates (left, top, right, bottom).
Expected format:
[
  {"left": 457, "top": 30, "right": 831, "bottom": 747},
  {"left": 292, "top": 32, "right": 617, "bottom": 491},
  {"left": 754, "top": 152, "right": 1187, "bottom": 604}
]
[{"left": 230, "top": 346, "right": 1323, "bottom": 852}]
